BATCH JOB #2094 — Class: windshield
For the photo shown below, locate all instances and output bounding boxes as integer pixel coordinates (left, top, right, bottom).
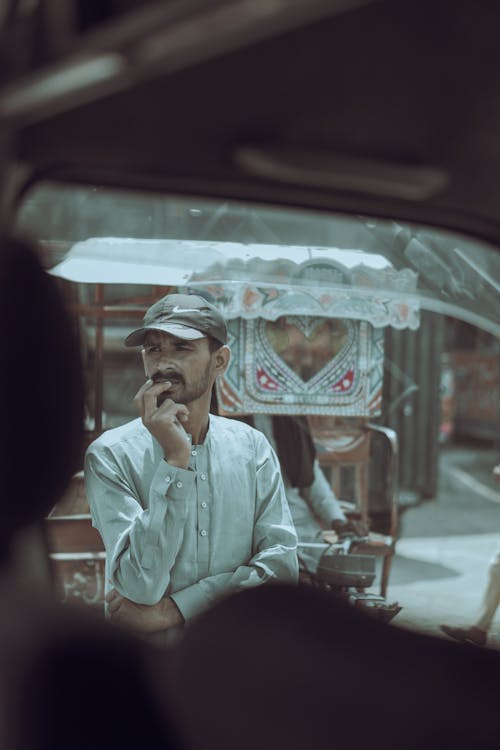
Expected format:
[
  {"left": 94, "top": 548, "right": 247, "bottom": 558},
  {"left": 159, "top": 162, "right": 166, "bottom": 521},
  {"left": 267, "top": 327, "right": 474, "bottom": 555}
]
[{"left": 16, "top": 181, "right": 500, "bottom": 645}]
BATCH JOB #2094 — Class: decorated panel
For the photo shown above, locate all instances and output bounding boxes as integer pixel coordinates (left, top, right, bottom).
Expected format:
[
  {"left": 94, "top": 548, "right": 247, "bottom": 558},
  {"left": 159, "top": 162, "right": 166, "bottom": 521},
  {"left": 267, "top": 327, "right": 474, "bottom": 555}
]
[{"left": 216, "top": 316, "right": 384, "bottom": 417}]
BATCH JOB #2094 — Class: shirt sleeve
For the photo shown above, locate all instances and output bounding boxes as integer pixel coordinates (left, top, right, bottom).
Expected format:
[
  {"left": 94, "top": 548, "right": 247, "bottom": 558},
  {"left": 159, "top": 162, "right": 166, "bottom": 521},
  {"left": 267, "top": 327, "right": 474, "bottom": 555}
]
[
  {"left": 170, "top": 435, "right": 298, "bottom": 621},
  {"left": 85, "top": 444, "right": 196, "bottom": 605},
  {"left": 300, "top": 459, "right": 347, "bottom": 525}
]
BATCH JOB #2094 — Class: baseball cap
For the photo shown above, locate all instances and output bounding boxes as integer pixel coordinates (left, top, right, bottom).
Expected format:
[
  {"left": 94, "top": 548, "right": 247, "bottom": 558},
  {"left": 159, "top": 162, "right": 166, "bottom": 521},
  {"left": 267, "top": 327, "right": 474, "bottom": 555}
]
[{"left": 125, "top": 293, "right": 228, "bottom": 347}]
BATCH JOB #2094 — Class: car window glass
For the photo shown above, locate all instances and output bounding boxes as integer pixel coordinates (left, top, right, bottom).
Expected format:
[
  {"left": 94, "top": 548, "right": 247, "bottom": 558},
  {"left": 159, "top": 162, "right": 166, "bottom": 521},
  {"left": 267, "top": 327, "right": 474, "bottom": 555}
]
[{"left": 16, "top": 181, "right": 500, "bottom": 645}]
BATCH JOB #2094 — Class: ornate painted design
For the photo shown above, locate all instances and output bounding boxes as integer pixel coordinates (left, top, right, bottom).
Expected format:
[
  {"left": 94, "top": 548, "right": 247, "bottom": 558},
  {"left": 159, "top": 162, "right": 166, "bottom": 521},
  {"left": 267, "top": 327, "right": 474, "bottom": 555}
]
[
  {"left": 216, "top": 316, "right": 384, "bottom": 417},
  {"left": 193, "top": 256, "right": 415, "bottom": 417},
  {"left": 191, "top": 266, "right": 419, "bottom": 331},
  {"left": 51, "top": 554, "right": 106, "bottom": 610}
]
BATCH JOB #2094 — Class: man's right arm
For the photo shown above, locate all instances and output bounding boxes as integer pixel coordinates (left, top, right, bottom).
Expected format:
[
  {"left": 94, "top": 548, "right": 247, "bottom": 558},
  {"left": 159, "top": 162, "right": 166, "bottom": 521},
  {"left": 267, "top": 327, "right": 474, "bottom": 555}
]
[
  {"left": 85, "top": 444, "right": 195, "bottom": 605},
  {"left": 303, "top": 459, "right": 346, "bottom": 525}
]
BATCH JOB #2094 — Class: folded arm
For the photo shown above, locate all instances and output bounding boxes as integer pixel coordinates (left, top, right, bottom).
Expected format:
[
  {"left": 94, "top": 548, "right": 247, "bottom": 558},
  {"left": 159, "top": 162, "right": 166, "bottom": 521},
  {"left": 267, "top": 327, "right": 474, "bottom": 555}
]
[
  {"left": 85, "top": 445, "right": 195, "bottom": 605},
  {"left": 103, "top": 436, "right": 298, "bottom": 631},
  {"left": 168, "top": 439, "right": 298, "bottom": 623}
]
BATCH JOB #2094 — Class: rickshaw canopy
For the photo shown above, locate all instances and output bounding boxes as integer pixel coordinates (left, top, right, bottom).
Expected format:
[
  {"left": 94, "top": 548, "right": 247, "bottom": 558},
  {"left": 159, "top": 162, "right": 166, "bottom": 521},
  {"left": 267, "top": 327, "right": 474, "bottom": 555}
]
[{"left": 50, "top": 237, "right": 419, "bottom": 330}]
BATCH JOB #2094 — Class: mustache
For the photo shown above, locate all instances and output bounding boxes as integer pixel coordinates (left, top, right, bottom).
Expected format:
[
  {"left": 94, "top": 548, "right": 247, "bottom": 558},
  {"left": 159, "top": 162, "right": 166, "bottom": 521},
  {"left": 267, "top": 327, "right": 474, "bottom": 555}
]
[{"left": 151, "top": 369, "right": 185, "bottom": 386}]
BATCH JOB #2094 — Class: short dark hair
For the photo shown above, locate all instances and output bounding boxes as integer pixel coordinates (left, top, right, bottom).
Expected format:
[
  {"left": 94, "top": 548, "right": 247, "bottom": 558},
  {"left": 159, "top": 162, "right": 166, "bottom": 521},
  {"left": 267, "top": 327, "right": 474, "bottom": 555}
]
[{"left": 207, "top": 335, "right": 224, "bottom": 353}]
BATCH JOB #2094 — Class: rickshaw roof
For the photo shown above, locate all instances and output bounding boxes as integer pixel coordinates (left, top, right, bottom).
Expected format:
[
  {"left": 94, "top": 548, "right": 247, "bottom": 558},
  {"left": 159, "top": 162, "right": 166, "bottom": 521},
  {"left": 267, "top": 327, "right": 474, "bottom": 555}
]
[
  {"left": 50, "top": 237, "right": 393, "bottom": 285},
  {"left": 50, "top": 237, "right": 420, "bottom": 329}
]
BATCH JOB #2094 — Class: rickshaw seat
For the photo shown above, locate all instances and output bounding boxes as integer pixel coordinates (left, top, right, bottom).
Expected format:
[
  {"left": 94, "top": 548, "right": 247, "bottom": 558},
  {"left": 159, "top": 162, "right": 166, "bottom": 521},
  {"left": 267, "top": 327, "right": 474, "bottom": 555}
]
[
  {"left": 308, "top": 418, "right": 399, "bottom": 598},
  {"left": 45, "top": 471, "right": 106, "bottom": 610}
]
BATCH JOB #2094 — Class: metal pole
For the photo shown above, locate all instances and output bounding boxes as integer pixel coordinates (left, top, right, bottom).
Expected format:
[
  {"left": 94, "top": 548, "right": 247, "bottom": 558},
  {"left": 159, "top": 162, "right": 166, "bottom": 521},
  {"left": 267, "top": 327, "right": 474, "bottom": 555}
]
[{"left": 94, "top": 284, "right": 104, "bottom": 436}]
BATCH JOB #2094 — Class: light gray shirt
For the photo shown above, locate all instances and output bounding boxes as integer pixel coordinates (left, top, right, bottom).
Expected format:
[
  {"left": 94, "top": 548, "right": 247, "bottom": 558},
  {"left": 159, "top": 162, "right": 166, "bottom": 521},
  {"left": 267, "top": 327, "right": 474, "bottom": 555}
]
[
  {"left": 253, "top": 415, "right": 346, "bottom": 544},
  {"left": 85, "top": 415, "right": 298, "bottom": 621}
]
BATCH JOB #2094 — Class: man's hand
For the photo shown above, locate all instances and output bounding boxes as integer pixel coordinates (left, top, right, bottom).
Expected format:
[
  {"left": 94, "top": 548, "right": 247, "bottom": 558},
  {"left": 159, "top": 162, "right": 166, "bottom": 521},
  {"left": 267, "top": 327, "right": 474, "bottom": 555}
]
[
  {"left": 106, "top": 589, "right": 184, "bottom": 633},
  {"left": 331, "top": 518, "right": 370, "bottom": 539},
  {"left": 134, "top": 379, "right": 191, "bottom": 468},
  {"left": 321, "top": 529, "right": 339, "bottom": 544}
]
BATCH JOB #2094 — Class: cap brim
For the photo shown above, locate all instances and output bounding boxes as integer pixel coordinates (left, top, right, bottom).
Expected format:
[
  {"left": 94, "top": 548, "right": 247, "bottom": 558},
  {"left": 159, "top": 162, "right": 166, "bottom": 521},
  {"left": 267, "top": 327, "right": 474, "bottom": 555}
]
[{"left": 125, "top": 323, "right": 206, "bottom": 347}]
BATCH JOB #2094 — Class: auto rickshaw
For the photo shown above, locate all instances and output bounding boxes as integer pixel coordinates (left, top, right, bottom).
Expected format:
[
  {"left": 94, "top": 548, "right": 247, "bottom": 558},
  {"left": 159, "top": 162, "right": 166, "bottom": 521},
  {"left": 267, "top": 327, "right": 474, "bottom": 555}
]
[{"left": 43, "top": 234, "right": 420, "bottom": 619}]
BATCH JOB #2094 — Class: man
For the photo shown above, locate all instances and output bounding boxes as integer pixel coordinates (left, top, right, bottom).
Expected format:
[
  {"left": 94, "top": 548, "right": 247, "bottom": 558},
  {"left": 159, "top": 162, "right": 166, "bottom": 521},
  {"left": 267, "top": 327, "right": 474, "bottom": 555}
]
[
  {"left": 85, "top": 293, "right": 298, "bottom": 634},
  {"left": 233, "top": 413, "right": 367, "bottom": 574}
]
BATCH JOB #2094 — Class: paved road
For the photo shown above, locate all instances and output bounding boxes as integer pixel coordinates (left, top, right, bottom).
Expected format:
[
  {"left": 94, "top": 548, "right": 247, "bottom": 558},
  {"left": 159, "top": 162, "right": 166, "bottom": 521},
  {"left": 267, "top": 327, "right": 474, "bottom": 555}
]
[{"left": 379, "top": 445, "right": 500, "bottom": 649}]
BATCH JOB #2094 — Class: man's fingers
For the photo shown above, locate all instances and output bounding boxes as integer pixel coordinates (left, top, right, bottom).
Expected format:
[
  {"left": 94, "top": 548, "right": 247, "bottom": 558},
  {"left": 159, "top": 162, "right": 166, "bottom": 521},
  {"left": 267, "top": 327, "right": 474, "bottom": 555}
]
[
  {"left": 143, "top": 389, "right": 190, "bottom": 424},
  {"left": 322, "top": 530, "right": 339, "bottom": 544},
  {"left": 105, "top": 588, "right": 119, "bottom": 603},
  {"left": 107, "top": 597, "right": 122, "bottom": 614},
  {"left": 141, "top": 382, "right": 176, "bottom": 419},
  {"left": 156, "top": 399, "right": 189, "bottom": 422},
  {"left": 133, "top": 379, "right": 153, "bottom": 416},
  {"left": 106, "top": 589, "right": 124, "bottom": 615}
]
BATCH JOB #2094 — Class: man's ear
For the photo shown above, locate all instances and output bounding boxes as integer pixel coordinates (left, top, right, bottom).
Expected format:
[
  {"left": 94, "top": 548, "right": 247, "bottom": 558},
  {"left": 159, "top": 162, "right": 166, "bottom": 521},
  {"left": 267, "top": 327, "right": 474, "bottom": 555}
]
[{"left": 214, "top": 345, "right": 230, "bottom": 376}]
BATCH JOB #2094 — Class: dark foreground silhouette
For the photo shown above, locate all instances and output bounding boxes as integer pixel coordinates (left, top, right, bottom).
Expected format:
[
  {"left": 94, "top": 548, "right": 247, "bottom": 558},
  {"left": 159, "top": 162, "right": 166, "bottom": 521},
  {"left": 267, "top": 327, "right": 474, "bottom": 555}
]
[
  {"left": 169, "top": 582, "right": 500, "bottom": 750},
  {"left": 0, "top": 235, "right": 183, "bottom": 750}
]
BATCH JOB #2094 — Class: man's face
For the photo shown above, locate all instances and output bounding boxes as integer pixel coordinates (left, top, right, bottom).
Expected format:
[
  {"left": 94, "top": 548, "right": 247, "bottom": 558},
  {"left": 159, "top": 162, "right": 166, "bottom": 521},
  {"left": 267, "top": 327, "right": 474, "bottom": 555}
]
[{"left": 142, "top": 330, "right": 217, "bottom": 406}]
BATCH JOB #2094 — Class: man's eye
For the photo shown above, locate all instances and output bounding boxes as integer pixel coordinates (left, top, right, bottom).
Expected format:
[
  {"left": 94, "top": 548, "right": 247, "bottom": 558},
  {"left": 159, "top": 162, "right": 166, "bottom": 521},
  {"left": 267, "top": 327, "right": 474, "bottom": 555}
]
[
  {"left": 146, "top": 345, "right": 161, "bottom": 354},
  {"left": 175, "top": 343, "right": 190, "bottom": 351}
]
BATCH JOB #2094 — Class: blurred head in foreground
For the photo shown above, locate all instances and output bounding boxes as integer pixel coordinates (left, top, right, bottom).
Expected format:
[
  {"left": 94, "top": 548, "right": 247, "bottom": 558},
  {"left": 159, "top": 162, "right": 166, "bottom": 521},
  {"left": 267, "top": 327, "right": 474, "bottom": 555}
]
[
  {"left": 169, "top": 583, "right": 500, "bottom": 750},
  {"left": 0, "top": 236, "right": 184, "bottom": 750},
  {"left": 0, "top": 235, "right": 84, "bottom": 561}
]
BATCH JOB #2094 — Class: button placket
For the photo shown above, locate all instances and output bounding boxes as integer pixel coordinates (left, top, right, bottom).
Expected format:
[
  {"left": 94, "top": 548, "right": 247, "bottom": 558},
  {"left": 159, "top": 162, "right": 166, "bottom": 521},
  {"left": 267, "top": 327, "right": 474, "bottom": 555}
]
[{"left": 196, "top": 447, "right": 210, "bottom": 575}]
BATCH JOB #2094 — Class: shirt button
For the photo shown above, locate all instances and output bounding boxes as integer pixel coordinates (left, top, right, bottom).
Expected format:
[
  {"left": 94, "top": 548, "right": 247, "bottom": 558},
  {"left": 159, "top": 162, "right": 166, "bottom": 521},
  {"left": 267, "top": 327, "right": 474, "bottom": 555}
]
[
  {"left": 200, "top": 529, "right": 207, "bottom": 537},
  {"left": 201, "top": 501, "right": 208, "bottom": 509},
  {"left": 191, "top": 449, "right": 197, "bottom": 456},
  {"left": 200, "top": 473, "right": 207, "bottom": 481},
  {"left": 165, "top": 475, "right": 171, "bottom": 483},
  {"left": 176, "top": 481, "right": 183, "bottom": 488}
]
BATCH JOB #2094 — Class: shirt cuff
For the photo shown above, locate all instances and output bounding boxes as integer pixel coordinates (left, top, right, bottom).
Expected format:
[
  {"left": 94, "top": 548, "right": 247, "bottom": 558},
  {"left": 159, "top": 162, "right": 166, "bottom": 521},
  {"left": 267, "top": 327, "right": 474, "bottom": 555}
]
[
  {"left": 170, "top": 583, "right": 212, "bottom": 622},
  {"left": 140, "top": 461, "right": 195, "bottom": 569},
  {"left": 152, "top": 459, "right": 196, "bottom": 500}
]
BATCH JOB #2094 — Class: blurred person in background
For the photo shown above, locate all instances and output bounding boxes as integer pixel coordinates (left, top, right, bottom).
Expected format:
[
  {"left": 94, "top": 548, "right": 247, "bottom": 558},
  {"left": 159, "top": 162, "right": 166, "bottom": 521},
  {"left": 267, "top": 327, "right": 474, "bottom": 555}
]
[
  {"left": 233, "top": 412, "right": 368, "bottom": 574},
  {"left": 440, "top": 463, "right": 500, "bottom": 647}
]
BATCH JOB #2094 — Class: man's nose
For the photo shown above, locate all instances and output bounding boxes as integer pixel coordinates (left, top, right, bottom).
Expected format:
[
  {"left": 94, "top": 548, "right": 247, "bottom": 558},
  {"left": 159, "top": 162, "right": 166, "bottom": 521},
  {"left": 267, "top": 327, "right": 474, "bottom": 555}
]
[
  {"left": 157, "top": 350, "right": 176, "bottom": 369},
  {"left": 159, "top": 347, "right": 184, "bottom": 371}
]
